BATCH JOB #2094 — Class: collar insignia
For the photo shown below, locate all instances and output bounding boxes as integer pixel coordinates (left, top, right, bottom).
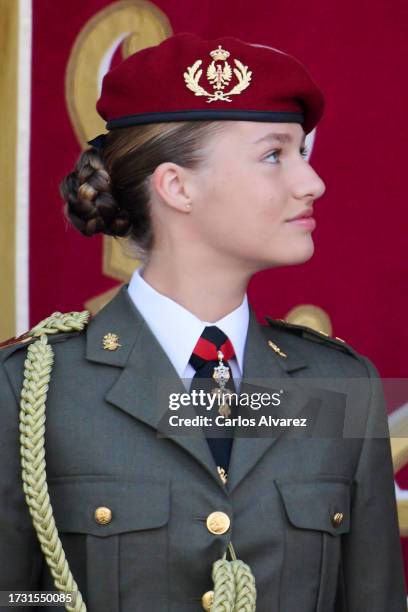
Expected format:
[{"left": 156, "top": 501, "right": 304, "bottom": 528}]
[
  {"left": 267, "top": 339, "right": 287, "bottom": 358},
  {"left": 102, "top": 333, "right": 121, "bottom": 351}
]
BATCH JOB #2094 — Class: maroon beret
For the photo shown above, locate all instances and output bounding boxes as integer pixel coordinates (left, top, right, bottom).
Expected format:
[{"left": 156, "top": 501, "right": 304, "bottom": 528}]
[{"left": 92, "top": 32, "right": 324, "bottom": 141}]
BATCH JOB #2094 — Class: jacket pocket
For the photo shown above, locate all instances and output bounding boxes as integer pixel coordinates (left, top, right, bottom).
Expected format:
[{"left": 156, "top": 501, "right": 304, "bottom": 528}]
[
  {"left": 46, "top": 476, "right": 170, "bottom": 612},
  {"left": 274, "top": 478, "right": 351, "bottom": 612}
]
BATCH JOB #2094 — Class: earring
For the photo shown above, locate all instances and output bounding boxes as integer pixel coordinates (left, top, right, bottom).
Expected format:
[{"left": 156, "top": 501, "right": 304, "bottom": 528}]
[{"left": 185, "top": 203, "right": 192, "bottom": 210}]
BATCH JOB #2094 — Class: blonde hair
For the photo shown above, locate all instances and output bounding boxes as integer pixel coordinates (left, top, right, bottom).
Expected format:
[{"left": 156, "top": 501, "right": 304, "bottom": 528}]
[{"left": 60, "top": 121, "right": 228, "bottom": 258}]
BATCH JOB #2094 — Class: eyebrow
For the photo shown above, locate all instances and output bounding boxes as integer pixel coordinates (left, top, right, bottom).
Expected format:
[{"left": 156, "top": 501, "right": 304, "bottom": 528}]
[{"left": 253, "top": 132, "right": 306, "bottom": 147}]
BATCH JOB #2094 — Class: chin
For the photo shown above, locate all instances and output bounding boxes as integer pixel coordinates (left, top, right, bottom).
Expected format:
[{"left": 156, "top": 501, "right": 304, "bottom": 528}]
[
  {"left": 291, "top": 236, "right": 315, "bottom": 261},
  {"left": 293, "top": 243, "right": 315, "bottom": 263},
  {"left": 263, "top": 242, "right": 315, "bottom": 268}
]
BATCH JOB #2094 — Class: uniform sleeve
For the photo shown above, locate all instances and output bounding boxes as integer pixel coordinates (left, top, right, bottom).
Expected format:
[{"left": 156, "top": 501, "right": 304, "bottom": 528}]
[
  {"left": 337, "top": 356, "right": 407, "bottom": 611},
  {"left": 0, "top": 357, "right": 43, "bottom": 597}
]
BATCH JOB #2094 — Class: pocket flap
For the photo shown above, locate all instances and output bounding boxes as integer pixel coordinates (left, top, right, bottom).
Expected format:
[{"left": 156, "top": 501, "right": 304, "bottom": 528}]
[
  {"left": 274, "top": 479, "right": 351, "bottom": 535},
  {"left": 48, "top": 476, "right": 170, "bottom": 537}
]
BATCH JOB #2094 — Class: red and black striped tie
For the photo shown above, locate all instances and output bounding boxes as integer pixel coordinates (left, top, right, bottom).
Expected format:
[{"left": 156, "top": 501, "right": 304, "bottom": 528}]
[{"left": 189, "top": 326, "right": 236, "bottom": 473}]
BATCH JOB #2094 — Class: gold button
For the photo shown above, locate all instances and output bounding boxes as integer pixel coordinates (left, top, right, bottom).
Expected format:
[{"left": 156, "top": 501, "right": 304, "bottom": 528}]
[
  {"left": 94, "top": 506, "right": 112, "bottom": 525},
  {"left": 201, "top": 590, "right": 214, "bottom": 610},
  {"left": 331, "top": 512, "right": 344, "bottom": 527},
  {"left": 206, "top": 511, "right": 230, "bottom": 535}
]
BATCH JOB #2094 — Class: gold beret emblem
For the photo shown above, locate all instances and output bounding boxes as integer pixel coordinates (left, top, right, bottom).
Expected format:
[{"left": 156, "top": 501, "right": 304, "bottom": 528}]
[{"left": 183, "top": 45, "right": 252, "bottom": 103}]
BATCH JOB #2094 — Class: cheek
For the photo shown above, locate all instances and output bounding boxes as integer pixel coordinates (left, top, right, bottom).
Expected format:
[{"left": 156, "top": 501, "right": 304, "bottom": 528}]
[
  {"left": 210, "top": 167, "right": 284, "bottom": 222},
  {"left": 233, "top": 180, "right": 286, "bottom": 230},
  {"left": 213, "top": 165, "right": 249, "bottom": 198},
  {"left": 197, "top": 166, "right": 249, "bottom": 220},
  {"left": 194, "top": 164, "right": 291, "bottom": 256}
]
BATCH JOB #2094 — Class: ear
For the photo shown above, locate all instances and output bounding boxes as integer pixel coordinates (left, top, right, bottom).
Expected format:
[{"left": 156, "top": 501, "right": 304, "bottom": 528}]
[{"left": 150, "top": 162, "right": 193, "bottom": 213}]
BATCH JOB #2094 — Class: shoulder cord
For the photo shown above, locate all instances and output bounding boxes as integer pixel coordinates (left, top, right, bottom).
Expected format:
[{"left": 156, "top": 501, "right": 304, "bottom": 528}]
[
  {"left": 19, "top": 311, "right": 90, "bottom": 612},
  {"left": 18, "top": 311, "right": 257, "bottom": 612}
]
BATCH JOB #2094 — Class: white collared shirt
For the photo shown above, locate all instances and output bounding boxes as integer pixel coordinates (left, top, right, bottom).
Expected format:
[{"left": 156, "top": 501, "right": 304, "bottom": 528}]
[{"left": 127, "top": 266, "right": 249, "bottom": 391}]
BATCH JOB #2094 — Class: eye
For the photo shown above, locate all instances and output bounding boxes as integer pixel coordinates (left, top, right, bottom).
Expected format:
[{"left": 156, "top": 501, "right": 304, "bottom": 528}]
[
  {"left": 264, "top": 146, "right": 310, "bottom": 164},
  {"left": 264, "top": 149, "right": 281, "bottom": 164}
]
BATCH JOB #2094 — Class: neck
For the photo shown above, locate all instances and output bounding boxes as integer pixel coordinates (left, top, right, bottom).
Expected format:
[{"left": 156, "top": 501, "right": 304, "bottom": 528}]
[{"left": 141, "top": 253, "right": 253, "bottom": 322}]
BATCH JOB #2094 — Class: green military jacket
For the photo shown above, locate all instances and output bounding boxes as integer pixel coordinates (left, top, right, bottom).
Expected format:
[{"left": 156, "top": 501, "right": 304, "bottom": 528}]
[{"left": 0, "top": 286, "right": 406, "bottom": 611}]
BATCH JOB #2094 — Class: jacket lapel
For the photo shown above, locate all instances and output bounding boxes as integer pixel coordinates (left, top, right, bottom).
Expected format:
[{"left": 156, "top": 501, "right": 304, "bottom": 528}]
[
  {"left": 86, "top": 286, "right": 311, "bottom": 493},
  {"left": 86, "top": 286, "right": 220, "bottom": 486},
  {"left": 226, "top": 305, "right": 309, "bottom": 493}
]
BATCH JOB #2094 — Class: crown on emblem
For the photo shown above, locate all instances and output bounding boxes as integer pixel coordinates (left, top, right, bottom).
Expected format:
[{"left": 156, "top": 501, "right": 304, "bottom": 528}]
[{"left": 210, "top": 45, "right": 230, "bottom": 61}]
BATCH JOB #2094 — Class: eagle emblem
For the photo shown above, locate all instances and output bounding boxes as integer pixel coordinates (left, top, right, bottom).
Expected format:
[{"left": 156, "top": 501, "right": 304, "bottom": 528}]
[{"left": 183, "top": 45, "right": 252, "bottom": 103}]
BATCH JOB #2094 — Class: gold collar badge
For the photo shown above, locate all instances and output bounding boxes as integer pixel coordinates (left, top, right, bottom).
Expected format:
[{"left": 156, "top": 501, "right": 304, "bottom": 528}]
[
  {"left": 183, "top": 45, "right": 252, "bottom": 103},
  {"left": 267, "top": 340, "right": 287, "bottom": 358},
  {"left": 102, "top": 333, "right": 121, "bottom": 351}
]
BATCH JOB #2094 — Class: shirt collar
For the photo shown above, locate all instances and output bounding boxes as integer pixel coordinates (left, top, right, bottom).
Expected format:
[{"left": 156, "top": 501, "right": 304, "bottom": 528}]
[{"left": 127, "top": 266, "right": 249, "bottom": 378}]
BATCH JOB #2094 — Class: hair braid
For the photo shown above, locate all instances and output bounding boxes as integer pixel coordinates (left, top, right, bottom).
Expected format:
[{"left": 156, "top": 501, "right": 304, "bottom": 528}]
[{"left": 60, "top": 148, "right": 131, "bottom": 237}]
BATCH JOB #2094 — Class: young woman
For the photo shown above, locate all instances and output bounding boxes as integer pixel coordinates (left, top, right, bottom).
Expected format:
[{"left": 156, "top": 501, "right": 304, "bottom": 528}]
[{"left": 0, "top": 33, "right": 406, "bottom": 612}]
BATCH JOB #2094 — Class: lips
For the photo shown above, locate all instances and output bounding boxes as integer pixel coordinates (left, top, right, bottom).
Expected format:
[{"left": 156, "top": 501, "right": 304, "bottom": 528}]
[{"left": 286, "top": 208, "right": 314, "bottom": 222}]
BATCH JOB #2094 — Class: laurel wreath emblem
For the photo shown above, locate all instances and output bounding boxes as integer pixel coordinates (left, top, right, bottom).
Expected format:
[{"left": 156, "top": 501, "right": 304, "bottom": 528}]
[{"left": 183, "top": 57, "right": 252, "bottom": 103}]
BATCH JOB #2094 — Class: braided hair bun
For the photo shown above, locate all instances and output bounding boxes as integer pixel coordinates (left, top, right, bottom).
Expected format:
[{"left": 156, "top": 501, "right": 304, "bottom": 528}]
[{"left": 60, "top": 148, "right": 131, "bottom": 237}]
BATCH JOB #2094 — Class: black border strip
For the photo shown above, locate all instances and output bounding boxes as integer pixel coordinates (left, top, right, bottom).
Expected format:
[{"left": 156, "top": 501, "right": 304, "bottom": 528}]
[{"left": 106, "top": 109, "right": 304, "bottom": 130}]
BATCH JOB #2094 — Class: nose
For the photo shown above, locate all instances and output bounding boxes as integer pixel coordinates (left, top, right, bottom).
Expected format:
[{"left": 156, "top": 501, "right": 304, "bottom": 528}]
[{"left": 292, "top": 163, "right": 326, "bottom": 202}]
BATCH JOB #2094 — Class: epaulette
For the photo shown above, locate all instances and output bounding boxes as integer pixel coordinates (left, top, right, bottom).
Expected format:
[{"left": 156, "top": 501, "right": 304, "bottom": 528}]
[
  {"left": 0, "top": 331, "right": 34, "bottom": 351},
  {"left": 0, "top": 310, "right": 92, "bottom": 361},
  {"left": 264, "top": 315, "right": 360, "bottom": 358}
]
